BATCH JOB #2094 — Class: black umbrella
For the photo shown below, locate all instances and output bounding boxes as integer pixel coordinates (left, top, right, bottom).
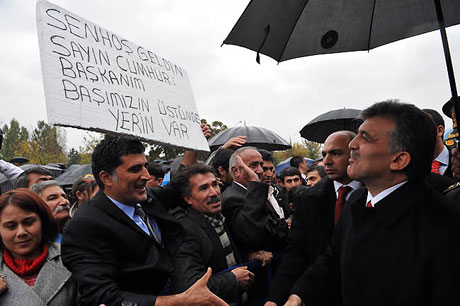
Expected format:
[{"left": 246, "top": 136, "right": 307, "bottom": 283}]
[
  {"left": 300, "top": 108, "right": 363, "bottom": 143},
  {"left": 208, "top": 126, "right": 291, "bottom": 151},
  {"left": 223, "top": 0, "right": 460, "bottom": 125},
  {"left": 55, "top": 164, "right": 93, "bottom": 186}
]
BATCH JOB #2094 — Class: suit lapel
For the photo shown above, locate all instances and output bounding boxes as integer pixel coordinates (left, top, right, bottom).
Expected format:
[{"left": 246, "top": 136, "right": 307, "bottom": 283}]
[
  {"left": 33, "top": 243, "right": 72, "bottom": 304},
  {"left": 93, "top": 191, "right": 151, "bottom": 238}
]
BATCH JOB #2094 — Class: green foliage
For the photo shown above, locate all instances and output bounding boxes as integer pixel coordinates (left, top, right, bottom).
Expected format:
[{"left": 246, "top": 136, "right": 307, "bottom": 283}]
[
  {"left": 24, "top": 120, "right": 67, "bottom": 164},
  {"left": 67, "top": 148, "right": 81, "bottom": 166},
  {"left": 201, "top": 119, "right": 228, "bottom": 138},
  {"left": 0, "top": 119, "right": 29, "bottom": 161},
  {"left": 273, "top": 140, "right": 322, "bottom": 164},
  {"left": 147, "top": 145, "right": 184, "bottom": 161}
]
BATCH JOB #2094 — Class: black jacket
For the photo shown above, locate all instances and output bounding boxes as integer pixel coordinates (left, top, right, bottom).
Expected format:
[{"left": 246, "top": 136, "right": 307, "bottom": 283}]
[
  {"left": 292, "top": 179, "right": 460, "bottom": 306},
  {"left": 170, "top": 206, "right": 244, "bottom": 304},
  {"left": 221, "top": 181, "right": 288, "bottom": 254},
  {"left": 267, "top": 177, "right": 338, "bottom": 305},
  {"left": 61, "top": 188, "right": 184, "bottom": 306}
]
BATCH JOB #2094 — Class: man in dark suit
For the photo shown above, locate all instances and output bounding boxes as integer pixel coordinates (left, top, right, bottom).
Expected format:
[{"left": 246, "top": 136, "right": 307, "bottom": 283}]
[
  {"left": 221, "top": 146, "right": 289, "bottom": 254},
  {"left": 286, "top": 101, "right": 460, "bottom": 306},
  {"left": 170, "top": 163, "right": 255, "bottom": 305},
  {"left": 423, "top": 108, "right": 453, "bottom": 178},
  {"left": 61, "top": 135, "right": 226, "bottom": 306},
  {"left": 265, "top": 131, "right": 360, "bottom": 306}
]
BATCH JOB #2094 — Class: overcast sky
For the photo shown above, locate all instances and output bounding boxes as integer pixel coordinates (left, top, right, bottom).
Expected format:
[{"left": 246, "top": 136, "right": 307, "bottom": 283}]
[{"left": 1, "top": 0, "right": 460, "bottom": 151}]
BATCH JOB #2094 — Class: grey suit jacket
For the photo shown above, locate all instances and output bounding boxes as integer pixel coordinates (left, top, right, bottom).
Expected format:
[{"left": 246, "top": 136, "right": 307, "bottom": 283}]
[{"left": 0, "top": 242, "right": 77, "bottom": 306}]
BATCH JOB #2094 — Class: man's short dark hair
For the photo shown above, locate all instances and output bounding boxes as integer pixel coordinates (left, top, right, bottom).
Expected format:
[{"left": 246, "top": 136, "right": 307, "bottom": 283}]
[
  {"left": 307, "top": 165, "right": 326, "bottom": 178},
  {"left": 92, "top": 135, "right": 145, "bottom": 190},
  {"left": 423, "top": 108, "right": 445, "bottom": 128},
  {"left": 279, "top": 167, "right": 302, "bottom": 182},
  {"left": 212, "top": 149, "right": 234, "bottom": 173},
  {"left": 362, "top": 100, "right": 436, "bottom": 180},
  {"left": 259, "top": 149, "right": 274, "bottom": 163},
  {"left": 290, "top": 156, "right": 305, "bottom": 168},
  {"left": 15, "top": 166, "right": 53, "bottom": 188},
  {"left": 172, "top": 163, "right": 214, "bottom": 198},
  {"left": 147, "top": 163, "right": 165, "bottom": 179}
]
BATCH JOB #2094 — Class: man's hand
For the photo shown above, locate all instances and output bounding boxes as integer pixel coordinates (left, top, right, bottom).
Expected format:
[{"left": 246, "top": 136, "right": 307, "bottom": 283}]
[
  {"left": 231, "top": 266, "right": 255, "bottom": 290},
  {"left": 451, "top": 146, "right": 460, "bottom": 180},
  {"left": 249, "top": 250, "right": 273, "bottom": 266},
  {"left": 222, "top": 136, "right": 246, "bottom": 150},
  {"left": 284, "top": 294, "right": 302, "bottom": 306},
  {"left": 201, "top": 123, "right": 212, "bottom": 139},
  {"left": 236, "top": 156, "right": 259, "bottom": 182},
  {"left": 265, "top": 302, "right": 278, "bottom": 306},
  {"left": 181, "top": 268, "right": 228, "bottom": 306}
]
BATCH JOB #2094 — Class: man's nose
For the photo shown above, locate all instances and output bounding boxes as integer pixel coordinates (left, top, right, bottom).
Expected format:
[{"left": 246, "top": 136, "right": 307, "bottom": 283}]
[{"left": 59, "top": 196, "right": 70, "bottom": 206}]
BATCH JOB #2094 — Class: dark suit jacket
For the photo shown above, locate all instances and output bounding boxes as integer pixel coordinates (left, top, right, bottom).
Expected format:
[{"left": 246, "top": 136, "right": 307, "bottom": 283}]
[
  {"left": 292, "top": 179, "right": 460, "bottom": 306},
  {"left": 61, "top": 189, "right": 184, "bottom": 306},
  {"left": 267, "top": 177, "right": 338, "bottom": 305},
  {"left": 221, "top": 181, "right": 287, "bottom": 253},
  {"left": 170, "top": 207, "right": 243, "bottom": 304}
]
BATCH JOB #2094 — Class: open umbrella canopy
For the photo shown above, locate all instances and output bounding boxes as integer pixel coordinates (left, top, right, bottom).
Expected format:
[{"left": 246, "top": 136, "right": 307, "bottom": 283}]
[
  {"left": 55, "top": 164, "right": 93, "bottom": 186},
  {"left": 223, "top": 0, "right": 460, "bottom": 62},
  {"left": 208, "top": 126, "right": 291, "bottom": 151},
  {"left": 300, "top": 108, "right": 363, "bottom": 143}
]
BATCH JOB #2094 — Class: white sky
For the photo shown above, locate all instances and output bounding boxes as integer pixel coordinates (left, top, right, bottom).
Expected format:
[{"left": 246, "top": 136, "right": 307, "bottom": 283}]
[{"left": 1, "top": 0, "right": 459, "bottom": 151}]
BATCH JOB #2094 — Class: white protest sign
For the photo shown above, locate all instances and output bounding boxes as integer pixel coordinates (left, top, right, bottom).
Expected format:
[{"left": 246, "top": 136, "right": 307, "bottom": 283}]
[{"left": 36, "top": 0, "right": 209, "bottom": 152}]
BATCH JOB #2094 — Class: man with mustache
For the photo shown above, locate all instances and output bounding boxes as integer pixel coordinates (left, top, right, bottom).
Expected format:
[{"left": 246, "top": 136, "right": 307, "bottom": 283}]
[
  {"left": 285, "top": 101, "right": 460, "bottom": 306},
  {"left": 30, "top": 180, "right": 71, "bottom": 237},
  {"left": 170, "top": 163, "right": 255, "bottom": 305},
  {"left": 61, "top": 134, "right": 227, "bottom": 306}
]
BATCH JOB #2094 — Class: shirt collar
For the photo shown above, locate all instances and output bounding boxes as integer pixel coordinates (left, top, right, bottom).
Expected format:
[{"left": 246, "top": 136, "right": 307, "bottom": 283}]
[
  {"left": 435, "top": 145, "right": 449, "bottom": 166},
  {"left": 233, "top": 181, "right": 247, "bottom": 190},
  {"left": 107, "top": 195, "right": 136, "bottom": 219},
  {"left": 366, "top": 180, "right": 408, "bottom": 207},
  {"left": 333, "top": 180, "right": 362, "bottom": 193}
]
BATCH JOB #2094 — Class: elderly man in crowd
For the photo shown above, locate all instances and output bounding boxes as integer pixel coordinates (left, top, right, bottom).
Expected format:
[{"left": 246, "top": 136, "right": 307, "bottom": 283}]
[
  {"left": 222, "top": 146, "right": 289, "bottom": 254},
  {"left": 30, "top": 180, "right": 71, "bottom": 238},
  {"left": 286, "top": 100, "right": 460, "bottom": 306},
  {"left": 61, "top": 134, "right": 226, "bottom": 306},
  {"left": 266, "top": 131, "right": 360, "bottom": 306}
]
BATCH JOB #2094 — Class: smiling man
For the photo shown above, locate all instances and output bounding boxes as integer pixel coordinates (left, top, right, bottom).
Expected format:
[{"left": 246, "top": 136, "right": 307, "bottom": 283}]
[
  {"left": 61, "top": 135, "right": 226, "bottom": 306},
  {"left": 170, "top": 163, "right": 254, "bottom": 305},
  {"left": 285, "top": 101, "right": 460, "bottom": 306}
]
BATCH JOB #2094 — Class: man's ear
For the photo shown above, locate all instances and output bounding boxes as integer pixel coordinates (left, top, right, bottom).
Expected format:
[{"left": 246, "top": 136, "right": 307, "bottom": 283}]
[
  {"left": 437, "top": 125, "right": 445, "bottom": 138},
  {"left": 99, "top": 170, "right": 113, "bottom": 188},
  {"left": 184, "top": 195, "right": 193, "bottom": 205},
  {"left": 231, "top": 166, "right": 239, "bottom": 178},
  {"left": 390, "top": 151, "right": 411, "bottom": 171}
]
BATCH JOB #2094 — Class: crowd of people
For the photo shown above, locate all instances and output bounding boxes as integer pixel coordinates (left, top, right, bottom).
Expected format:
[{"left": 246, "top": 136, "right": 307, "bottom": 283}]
[{"left": 1, "top": 99, "right": 460, "bottom": 305}]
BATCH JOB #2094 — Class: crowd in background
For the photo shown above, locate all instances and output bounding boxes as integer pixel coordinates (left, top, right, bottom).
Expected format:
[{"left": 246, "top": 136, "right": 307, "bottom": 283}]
[{"left": 1, "top": 100, "right": 460, "bottom": 306}]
